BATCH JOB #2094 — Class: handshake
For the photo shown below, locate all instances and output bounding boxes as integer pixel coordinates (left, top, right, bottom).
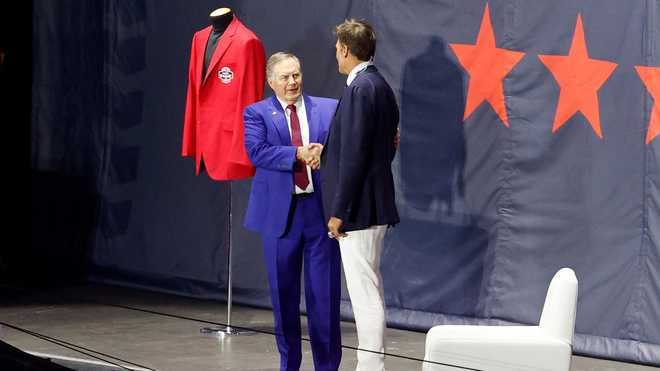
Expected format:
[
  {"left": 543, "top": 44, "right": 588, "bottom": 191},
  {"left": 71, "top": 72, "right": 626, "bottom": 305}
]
[{"left": 296, "top": 143, "right": 323, "bottom": 170}]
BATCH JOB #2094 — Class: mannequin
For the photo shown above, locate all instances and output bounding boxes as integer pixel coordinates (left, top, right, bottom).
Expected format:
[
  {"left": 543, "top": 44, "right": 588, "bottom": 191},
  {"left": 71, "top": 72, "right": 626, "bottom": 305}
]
[
  {"left": 199, "top": 7, "right": 234, "bottom": 174},
  {"left": 210, "top": 7, "right": 233, "bottom": 28},
  {"left": 182, "top": 6, "right": 265, "bottom": 180},
  {"left": 203, "top": 8, "right": 234, "bottom": 78}
]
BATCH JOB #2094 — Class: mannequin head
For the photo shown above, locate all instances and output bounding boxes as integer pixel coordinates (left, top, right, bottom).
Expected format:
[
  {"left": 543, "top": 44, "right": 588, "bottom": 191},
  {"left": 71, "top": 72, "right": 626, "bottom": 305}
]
[
  {"left": 209, "top": 8, "right": 233, "bottom": 32},
  {"left": 210, "top": 7, "right": 231, "bottom": 17}
]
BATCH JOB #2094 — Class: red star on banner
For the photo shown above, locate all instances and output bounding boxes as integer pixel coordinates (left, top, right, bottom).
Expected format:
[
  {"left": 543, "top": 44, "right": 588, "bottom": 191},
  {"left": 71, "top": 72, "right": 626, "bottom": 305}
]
[
  {"left": 538, "top": 14, "right": 617, "bottom": 139},
  {"left": 634, "top": 66, "right": 660, "bottom": 144},
  {"left": 449, "top": 3, "right": 525, "bottom": 127}
]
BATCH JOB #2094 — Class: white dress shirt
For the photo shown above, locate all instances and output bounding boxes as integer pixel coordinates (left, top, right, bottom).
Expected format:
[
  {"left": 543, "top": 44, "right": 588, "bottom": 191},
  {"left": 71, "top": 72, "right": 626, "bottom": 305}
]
[
  {"left": 277, "top": 96, "right": 314, "bottom": 194},
  {"left": 346, "top": 60, "right": 374, "bottom": 86}
]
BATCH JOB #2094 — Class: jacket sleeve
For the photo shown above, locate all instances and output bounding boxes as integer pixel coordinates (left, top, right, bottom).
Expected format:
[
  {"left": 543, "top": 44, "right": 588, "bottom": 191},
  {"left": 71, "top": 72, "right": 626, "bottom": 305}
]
[
  {"left": 229, "top": 37, "right": 266, "bottom": 165},
  {"left": 181, "top": 34, "right": 198, "bottom": 157},
  {"left": 243, "top": 105, "right": 297, "bottom": 171},
  {"left": 332, "top": 85, "right": 375, "bottom": 220}
]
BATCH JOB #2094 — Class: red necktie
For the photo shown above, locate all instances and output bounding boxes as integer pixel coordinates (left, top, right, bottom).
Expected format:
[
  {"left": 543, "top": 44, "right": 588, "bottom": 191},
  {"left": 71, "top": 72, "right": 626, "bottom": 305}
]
[{"left": 288, "top": 104, "right": 310, "bottom": 190}]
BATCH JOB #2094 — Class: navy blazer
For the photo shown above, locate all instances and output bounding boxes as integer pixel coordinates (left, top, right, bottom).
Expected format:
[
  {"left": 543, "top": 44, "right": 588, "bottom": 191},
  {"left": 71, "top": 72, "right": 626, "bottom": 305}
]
[
  {"left": 243, "top": 94, "right": 338, "bottom": 237},
  {"left": 321, "top": 65, "right": 400, "bottom": 232}
]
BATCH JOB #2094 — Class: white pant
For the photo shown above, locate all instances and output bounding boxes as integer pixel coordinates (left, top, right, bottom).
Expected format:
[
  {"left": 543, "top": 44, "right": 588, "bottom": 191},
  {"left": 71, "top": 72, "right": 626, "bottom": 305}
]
[{"left": 339, "top": 225, "right": 387, "bottom": 371}]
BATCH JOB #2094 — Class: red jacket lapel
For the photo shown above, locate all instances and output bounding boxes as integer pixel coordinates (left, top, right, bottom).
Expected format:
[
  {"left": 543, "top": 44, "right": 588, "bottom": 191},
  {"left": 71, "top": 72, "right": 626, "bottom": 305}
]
[{"left": 203, "top": 16, "right": 239, "bottom": 85}]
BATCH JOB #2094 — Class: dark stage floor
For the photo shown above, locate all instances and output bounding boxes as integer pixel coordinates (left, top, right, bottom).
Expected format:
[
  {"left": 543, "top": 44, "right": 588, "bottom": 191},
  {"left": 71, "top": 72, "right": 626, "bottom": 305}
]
[{"left": 0, "top": 284, "right": 654, "bottom": 370}]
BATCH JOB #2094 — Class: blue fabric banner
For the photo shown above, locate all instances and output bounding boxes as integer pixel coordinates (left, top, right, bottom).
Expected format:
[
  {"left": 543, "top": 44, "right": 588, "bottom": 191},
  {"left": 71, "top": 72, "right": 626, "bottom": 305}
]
[{"left": 30, "top": 0, "right": 659, "bottom": 365}]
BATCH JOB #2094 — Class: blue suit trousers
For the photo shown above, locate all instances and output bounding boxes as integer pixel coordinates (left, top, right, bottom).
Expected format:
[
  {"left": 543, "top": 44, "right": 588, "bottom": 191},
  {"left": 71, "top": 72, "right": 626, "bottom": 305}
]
[{"left": 262, "top": 193, "right": 342, "bottom": 371}]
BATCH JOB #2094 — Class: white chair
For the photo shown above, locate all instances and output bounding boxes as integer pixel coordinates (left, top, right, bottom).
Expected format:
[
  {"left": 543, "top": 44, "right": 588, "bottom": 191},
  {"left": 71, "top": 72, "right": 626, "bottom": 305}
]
[{"left": 423, "top": 268, "right": 578, "bottom": 371}]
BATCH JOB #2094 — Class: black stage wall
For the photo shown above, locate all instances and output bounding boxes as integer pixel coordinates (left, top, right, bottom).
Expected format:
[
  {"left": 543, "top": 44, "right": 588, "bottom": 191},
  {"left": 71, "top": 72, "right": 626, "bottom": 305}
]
[{"left": 29, "top": 0, "right": 660, "bottom": 365}]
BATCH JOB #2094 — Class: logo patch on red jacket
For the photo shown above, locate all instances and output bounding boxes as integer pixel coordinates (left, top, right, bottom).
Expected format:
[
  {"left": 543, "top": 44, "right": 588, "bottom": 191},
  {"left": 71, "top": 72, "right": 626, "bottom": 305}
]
[{"left": 218, "top": 66, "right": 234, "bottom": 84}]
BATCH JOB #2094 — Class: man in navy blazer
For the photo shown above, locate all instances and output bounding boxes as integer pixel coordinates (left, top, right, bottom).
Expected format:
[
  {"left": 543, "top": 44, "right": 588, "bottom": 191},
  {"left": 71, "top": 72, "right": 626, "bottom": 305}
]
[
  {"left": 243, "top": 52, "right": 341, "bottom": 371},
  {"left": 321, "top": 20, "right": 400, "bottom": 371}
]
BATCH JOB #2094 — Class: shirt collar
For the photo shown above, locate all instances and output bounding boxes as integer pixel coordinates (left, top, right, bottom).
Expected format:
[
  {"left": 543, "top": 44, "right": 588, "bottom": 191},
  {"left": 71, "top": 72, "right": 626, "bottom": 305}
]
[
  {"left": 346, "top": 60, "right": 374, "bottom": 86},
  {"left": 276, "top": 95, "right": 304, "bottom": 112}
]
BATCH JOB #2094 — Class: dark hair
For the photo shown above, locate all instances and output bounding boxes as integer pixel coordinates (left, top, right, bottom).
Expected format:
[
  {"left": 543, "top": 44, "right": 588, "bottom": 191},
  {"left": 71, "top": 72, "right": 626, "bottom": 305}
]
[{"left": 334, "top": 19, "right": 376, "bottom": 61}]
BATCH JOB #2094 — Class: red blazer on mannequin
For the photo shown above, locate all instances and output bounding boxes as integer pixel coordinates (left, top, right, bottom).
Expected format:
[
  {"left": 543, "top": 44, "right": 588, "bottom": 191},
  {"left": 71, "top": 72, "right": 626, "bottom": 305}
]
[{"left": 182, "top": 16, "right": 265, "bottom": 180}]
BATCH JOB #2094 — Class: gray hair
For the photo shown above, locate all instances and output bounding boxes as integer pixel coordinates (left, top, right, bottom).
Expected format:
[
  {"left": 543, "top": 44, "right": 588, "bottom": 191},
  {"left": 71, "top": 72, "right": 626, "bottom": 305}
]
[{"left": 266, "top": 52, "right": 301, "bottom": 82}]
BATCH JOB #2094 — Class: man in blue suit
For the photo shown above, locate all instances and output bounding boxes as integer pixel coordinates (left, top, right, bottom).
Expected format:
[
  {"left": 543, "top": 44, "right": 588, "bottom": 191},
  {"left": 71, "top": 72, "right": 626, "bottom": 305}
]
[
  {"left": 243, "top": 52, "right": 341, "bottom": 371},
  {"left": 321, "top": 20, "right": 400, "bottom": 371}
]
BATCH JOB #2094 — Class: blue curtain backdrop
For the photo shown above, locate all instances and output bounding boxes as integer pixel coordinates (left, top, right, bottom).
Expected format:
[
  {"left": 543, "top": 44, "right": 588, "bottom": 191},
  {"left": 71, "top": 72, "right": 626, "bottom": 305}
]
[{"left": 30, "top": 0, "right": 659, "bottom": 365}]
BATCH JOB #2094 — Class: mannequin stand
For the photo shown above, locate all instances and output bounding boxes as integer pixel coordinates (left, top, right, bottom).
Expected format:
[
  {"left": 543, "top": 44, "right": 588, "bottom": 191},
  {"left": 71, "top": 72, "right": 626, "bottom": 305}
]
[{"left": 200, "top": 182, "right": 254, "bottom": 337}]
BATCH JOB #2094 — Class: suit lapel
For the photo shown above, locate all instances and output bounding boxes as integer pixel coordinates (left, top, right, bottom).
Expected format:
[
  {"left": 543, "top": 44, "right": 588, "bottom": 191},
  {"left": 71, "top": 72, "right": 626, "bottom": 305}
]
[
  {"left": 196, "top": 27, "right": 212, "bottom": 83},
  {"left": 304, "top": 95, "right": 320, "bottom": 144},
  {"left": 269, "top": 96, "right": 292, "bottom": 146},
  {"left": 203, "top": 16, "right": 239, "bottom": 85}
]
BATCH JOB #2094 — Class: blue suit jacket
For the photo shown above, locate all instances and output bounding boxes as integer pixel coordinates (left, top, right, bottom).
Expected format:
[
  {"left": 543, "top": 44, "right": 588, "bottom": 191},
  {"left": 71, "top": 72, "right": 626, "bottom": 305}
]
[
  {"left": 243, "top": 94, "right": 338, "bottom": 237},
  {"left": 321, "top": 65, "right": 400, "bottom": 232}
]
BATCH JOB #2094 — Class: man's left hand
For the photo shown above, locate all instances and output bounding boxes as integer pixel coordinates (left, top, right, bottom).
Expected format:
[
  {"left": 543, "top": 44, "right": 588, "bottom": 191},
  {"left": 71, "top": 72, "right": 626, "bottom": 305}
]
[
  {"left": 328, "top": 217, "right": 347, "bottom": 239},
  {"left": 394, "top": 128, "right": 400, "bottom": 150}
]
